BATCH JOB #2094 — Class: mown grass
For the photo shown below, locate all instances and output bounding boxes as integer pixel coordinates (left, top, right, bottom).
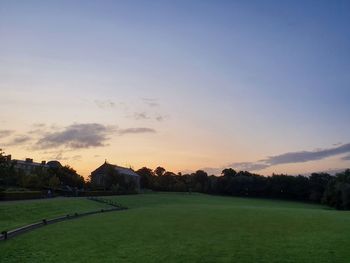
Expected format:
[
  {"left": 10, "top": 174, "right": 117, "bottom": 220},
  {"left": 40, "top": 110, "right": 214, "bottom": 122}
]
[
  {"left": 0, "top": 197, "right": 111, "bottom": 231},
  {"left": 1, "top": 193, "right": 350, "bottom": 262}
]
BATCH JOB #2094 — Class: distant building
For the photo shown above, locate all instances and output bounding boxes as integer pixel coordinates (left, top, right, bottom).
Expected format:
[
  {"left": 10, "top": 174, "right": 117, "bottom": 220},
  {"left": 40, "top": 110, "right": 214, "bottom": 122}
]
[
  {"left": 90, "top": 161, "right": 140, "bottom": 191},
  {"left": 8, "top": 155, "right": 61, "bottom": 175}
]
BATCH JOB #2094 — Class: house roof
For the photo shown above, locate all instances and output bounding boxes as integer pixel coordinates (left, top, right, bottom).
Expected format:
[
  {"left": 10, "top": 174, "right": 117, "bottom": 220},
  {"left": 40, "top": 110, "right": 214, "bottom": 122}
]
[
  {"left": 114, "top": 165, "right": 139, "bottom": 177},
  {"left": 91, "top": 162, "right": 139, "bottom": 177},
  {"left": 13, "top": 160, "right": 49, "bottom": 168}
]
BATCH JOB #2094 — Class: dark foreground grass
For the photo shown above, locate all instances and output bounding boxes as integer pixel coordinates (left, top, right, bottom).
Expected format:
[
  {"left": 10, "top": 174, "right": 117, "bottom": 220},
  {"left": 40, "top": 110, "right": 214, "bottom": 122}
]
[
  {"left": 1, "top": 193, "right": 350, "bottom": 262},
  {"left": 0, "top": 197, "right": 111, "bottom": 231}
]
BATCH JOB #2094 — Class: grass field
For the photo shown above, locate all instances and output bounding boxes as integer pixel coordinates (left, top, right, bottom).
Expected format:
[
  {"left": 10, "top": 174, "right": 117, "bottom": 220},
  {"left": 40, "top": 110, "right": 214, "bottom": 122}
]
[
  {"left": 0, "top": 197, "right": 111, "bottom": 231},
  {"left": 1, "top": 193, "right": 350, "bottom": 262}
]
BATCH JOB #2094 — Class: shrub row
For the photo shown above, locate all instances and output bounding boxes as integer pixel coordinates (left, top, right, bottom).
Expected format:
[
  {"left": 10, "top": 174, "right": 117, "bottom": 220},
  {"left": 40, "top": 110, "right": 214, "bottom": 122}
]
[{"left": 0, "top": 191, "right": 43, "bottom": 201}]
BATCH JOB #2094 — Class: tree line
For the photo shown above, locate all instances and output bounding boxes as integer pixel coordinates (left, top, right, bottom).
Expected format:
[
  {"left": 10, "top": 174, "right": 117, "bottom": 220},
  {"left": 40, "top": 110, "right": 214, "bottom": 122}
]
[
  {"left": 1, "top": 150, "right": 349, "bottom": 209},
  {"left": 0, "top": 151, "right": 84, "bottom": 192},
  {"left": 136, "top": 166, "right": 350, "bottom": 210}
]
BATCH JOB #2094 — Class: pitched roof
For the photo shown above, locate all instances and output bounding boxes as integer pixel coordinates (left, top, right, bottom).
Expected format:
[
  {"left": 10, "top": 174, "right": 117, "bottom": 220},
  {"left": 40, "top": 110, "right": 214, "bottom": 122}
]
[
  {"left": 114, "top": 165, "right": 139, "bottom": 177},
  {"left": 91, "top": 162, "right": 139, "bottom": 177}
]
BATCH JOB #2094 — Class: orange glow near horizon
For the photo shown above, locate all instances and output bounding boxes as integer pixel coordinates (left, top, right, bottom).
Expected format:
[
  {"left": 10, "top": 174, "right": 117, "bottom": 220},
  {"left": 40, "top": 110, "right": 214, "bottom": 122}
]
[{"left": 1, "top": 1, "right": 350, "bottom": 177}]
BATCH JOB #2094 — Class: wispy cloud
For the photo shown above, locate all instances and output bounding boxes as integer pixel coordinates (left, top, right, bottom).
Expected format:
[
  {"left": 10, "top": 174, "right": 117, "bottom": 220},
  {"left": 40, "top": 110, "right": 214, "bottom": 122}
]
[
  {"left": 128, "top": 111, "right": 168, "bottom": 122},
  {"left": 94, "top": 100, "right": 116, "bottom": 109},
  {"left": 5, "top": 135, "right": 32, "bottom": 146},
  {"left": 265, "top": 143, "right": 350, "bottom": 165},
  {"left": 71, "top": 155, "right": 82, "bottom": 161},
  {"left": 156, "top": 116, "right": 164, "bottom": 122},
  {"left": 53, "top": 151, "right": 64, "bottom": 160},
  {"left": 228, "top": 162, "right": 270, "bottom": 171},
  {"left": 32, "top": 123, "right": 46, "bottom": 128},
  {"left": 342, "top": 154, "right": 350, "bottom": 161},
  {"left": 43, "top": 150, "right": 82, "bottom": 162},
  {"left": 118, "top": 127, "right": 156, "bottom": 135},
  {"left": 142, "top": 98, "right": 159, "bottom": 107},
  {"left": 33, "top": 123, "right": 156, "bottom": 149},
  {"left": 2, "top": 122, "right": 156, "bottom": 151},
  {"left": 132, "top": 112, "right": 150, "bottom": 120},
  {"left": 228, "top": 143, "right": 350, "bottom": 171},
  {"left": 36, "top": 123, "right": 116, "bottom": 149},
  {"left": 200, "top": 143, "right": 350, "bottom": 175},
  {"left": 28, "top": 129, "right": 46, "bottom": 135},
  {"left": 0, "top": 130, "right": 14, "bottom": 138},
  {"left": 155, "top": 115, "right": 168, "bottom": 122}
]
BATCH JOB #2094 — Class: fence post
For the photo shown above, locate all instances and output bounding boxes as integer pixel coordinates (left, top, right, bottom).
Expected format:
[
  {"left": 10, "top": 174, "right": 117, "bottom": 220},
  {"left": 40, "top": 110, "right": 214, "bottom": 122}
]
[{"left": 1, "top": 231, "right": 7, "bottom": 240}]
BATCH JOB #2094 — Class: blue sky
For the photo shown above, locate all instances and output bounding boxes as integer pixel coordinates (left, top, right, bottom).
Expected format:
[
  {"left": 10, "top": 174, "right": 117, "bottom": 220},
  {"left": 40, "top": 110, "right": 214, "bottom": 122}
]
[{"left": 1, "top": 0, "right": 350, "bottom": 176}]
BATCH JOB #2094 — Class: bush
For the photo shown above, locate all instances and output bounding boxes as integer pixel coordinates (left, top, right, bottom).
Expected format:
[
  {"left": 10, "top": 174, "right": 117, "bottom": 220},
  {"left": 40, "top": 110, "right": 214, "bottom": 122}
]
[
  {"left": 0, "top": 191, "right": 43, "bottom": 201},
  {"left": 4, "top": 187, "right": 30, "bottom": 192}
]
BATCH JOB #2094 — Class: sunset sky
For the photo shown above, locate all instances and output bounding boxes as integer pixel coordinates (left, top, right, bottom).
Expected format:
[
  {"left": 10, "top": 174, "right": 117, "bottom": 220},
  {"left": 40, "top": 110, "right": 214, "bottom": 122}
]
[{"left": 1, "top": 0, "right": 350, "bottom": 178}]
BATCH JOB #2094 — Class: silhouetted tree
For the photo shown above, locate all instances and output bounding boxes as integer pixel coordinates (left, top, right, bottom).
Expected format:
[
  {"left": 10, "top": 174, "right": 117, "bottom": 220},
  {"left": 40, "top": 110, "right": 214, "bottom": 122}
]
[
  {"left": 49, "top": 165, "right": 84, "bottom": 189},
  {"left": 323, "top": 170, "right": 350, "bottom": 210},
  {"left": 193, "top": 170, "right": 208, "bottom": 192},
  {"left": 0, "top": 150, "right": 18, "bottom": 188},
  {"left": 136, "top": 167, "right": 154, "bottom": 189},
  {"left": 154, "top": 166, "right": 166, "bottom": 176},
  {"left": 309, "top": 173, "right": 331, "bottom": 202},
  {"left": 221, "top": 168, "right": 237, "bottom": 177}
]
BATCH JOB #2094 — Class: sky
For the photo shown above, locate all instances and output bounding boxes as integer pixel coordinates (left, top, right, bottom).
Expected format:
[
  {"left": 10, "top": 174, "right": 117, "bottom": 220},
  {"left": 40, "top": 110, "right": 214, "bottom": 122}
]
[{"left": 1, "top": 0, "right": 350, "bottom": 178}]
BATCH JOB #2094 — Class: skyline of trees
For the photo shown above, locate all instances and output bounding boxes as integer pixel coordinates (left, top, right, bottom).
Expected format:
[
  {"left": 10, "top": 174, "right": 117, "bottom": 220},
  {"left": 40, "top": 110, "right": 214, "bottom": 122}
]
[
  {"left": 134, "top": 166, "right": 350, "bottom": 210},
  {"left": 1, "top": 150, "right": 350, "bottom": 209}
]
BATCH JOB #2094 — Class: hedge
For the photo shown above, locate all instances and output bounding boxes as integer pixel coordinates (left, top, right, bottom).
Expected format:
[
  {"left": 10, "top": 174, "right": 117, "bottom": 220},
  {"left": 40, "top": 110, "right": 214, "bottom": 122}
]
[{"left": 0, "top": 191, "right": 43, "bottom": 201}]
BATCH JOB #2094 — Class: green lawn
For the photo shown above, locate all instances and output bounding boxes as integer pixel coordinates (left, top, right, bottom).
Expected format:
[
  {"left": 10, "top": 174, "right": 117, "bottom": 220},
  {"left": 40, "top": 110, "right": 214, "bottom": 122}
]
[
  {"left": 0, "top": 197, "right": 111, "bottom": 231},
  {"left": 1, "top": 193, "right": 350, "bottom": 262}
]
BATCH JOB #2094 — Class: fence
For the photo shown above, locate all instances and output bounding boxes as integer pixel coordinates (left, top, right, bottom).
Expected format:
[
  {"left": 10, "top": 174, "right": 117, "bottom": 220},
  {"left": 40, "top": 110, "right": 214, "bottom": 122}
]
[
  {"left": 0, "top": 197, "right": 127, "bottom": 241},
  {"left": 87, "top": 196, "right": 127, "bottom": 209}
]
